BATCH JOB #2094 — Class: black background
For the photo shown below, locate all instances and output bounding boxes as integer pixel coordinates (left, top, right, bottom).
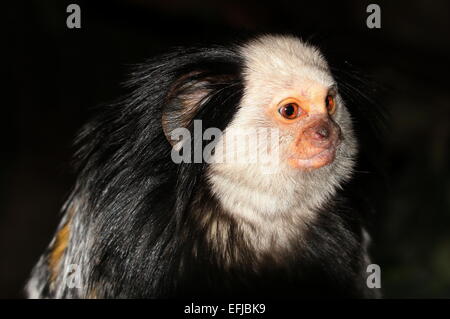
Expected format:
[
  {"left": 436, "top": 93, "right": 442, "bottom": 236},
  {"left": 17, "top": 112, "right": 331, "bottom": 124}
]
[{"left": 3, "top": 0, "right": 450, "bottom": 298}]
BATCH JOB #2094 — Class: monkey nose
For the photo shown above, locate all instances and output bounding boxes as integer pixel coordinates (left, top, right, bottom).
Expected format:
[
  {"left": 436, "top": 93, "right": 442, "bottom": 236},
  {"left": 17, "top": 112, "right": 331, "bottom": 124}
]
[
  {"left": 303, "top": 118, "right": 340, "bottom": 147},
  {"left": 314, "top": 125, "right": 330, "bottom": 139},
  {"left": 306, "top": 121, "right": 331, "bottom": 141}
]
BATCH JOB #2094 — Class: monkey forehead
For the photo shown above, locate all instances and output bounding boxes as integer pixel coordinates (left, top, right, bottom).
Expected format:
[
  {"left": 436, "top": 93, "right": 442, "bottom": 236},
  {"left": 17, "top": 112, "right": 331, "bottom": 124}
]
[{"left": 240, "top": 35, "right": 334, "bottom": 99}]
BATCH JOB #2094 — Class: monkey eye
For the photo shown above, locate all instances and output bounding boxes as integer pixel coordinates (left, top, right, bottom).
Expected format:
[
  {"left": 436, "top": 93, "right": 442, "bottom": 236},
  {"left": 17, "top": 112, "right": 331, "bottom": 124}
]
[
  {"left": 325, "top": 95, "right": 336, "bottom": 114},
  {"left": 278, "top": 102, "right": 301, "bottom": 120}
]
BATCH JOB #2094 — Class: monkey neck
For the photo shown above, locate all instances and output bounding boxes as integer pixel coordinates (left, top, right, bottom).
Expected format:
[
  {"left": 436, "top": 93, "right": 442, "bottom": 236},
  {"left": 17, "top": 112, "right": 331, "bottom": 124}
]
[
  {"left": 199, "top": 169, "right": 328, "bottom": 258},
  {"left": 207, "top": 166, "right": 329, "bottom": 217},
  {"left": 184, "top": 175, "right": 360, "bottom": 284}
]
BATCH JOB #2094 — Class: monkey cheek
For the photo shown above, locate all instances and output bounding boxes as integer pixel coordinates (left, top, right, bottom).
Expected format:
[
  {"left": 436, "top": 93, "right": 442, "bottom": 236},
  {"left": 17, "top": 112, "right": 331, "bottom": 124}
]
[{"left": 287, "top": 147, "right": 337, "bottom": 170}]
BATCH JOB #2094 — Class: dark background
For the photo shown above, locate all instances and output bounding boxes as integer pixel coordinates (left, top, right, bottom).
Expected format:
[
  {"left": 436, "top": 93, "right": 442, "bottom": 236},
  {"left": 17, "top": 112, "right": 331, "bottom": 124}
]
[{"left": 3, "top": 0, "right": 449, "bottom": 298}]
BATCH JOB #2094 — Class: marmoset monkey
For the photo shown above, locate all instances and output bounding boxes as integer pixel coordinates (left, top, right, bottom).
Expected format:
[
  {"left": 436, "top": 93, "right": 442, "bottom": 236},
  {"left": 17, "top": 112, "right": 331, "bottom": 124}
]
[{"left": 27, "top": 35, "right": 380, "bottom": 298}]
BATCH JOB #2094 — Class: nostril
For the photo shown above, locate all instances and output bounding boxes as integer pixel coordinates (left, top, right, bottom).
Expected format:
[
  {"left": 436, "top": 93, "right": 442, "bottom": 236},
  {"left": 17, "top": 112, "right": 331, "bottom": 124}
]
[{"left": 315, "top": 126, "right": 330, "bottom": 139}]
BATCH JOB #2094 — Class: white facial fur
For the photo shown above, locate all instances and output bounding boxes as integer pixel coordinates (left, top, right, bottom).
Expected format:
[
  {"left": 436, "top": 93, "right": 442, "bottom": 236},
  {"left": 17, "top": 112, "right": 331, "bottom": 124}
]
[{"left": 206, "top": 35, "right": 358, "bottom": 252}]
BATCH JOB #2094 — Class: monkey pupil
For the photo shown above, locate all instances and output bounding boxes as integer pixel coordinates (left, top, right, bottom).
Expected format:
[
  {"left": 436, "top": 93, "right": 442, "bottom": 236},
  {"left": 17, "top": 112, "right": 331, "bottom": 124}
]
[
  {"left": 326, "top": 96, "right": 333, "bottom": 111},
  {"left": 284, "top": 105, "right": 295, "bottom": 117}
]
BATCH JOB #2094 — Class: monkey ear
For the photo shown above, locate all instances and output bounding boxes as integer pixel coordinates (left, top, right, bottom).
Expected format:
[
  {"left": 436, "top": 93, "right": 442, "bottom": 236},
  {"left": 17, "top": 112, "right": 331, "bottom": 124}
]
[{"left": 161, "top": 72, "right": 214, "bottom": 146}]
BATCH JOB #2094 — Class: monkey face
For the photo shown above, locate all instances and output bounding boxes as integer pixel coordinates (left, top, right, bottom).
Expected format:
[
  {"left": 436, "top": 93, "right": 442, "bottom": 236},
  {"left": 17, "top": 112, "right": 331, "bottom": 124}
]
[
  {"left": 218, "top": 36, "right": 356, "bottom": 175},
  {"left": 218, "top": 79, "right": 352, "bottom": 175},
  {"left": 269, "top": 84, "right": 342, "bottom": 170}
]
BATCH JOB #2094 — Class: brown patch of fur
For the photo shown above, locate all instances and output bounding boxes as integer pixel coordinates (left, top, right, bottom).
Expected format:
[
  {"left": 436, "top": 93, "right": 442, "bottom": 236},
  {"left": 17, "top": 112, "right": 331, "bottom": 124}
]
[
  {"left": 48, "top": 221, "right": 70, "bottom": 282},
  {"left": 48, "top": 201, "right": 78, "bottom": 283}
]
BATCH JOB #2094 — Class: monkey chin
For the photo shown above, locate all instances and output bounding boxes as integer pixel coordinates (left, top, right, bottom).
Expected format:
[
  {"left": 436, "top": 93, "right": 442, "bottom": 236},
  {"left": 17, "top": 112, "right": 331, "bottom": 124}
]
[{"left": 288, "top": 147, "right": 337, "bottom": 170}]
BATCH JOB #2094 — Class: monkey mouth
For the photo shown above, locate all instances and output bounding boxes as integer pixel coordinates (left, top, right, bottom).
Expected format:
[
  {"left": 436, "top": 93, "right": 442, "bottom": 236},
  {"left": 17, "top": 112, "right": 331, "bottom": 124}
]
[{"left": 288, "top": 147, "right": 337, "bottom": 170}]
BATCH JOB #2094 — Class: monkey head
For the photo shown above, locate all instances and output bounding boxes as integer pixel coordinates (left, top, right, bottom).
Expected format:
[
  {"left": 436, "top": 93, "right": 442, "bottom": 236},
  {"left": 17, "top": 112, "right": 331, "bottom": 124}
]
[{"left": 208, "top": 36, "right": 358, "bottom": 218}]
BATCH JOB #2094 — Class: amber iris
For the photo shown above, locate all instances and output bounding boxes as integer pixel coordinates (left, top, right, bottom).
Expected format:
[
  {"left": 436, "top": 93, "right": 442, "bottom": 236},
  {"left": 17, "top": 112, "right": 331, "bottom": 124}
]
[{"left": 325, "top": 95, "right": 336, "bottom": 114}]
